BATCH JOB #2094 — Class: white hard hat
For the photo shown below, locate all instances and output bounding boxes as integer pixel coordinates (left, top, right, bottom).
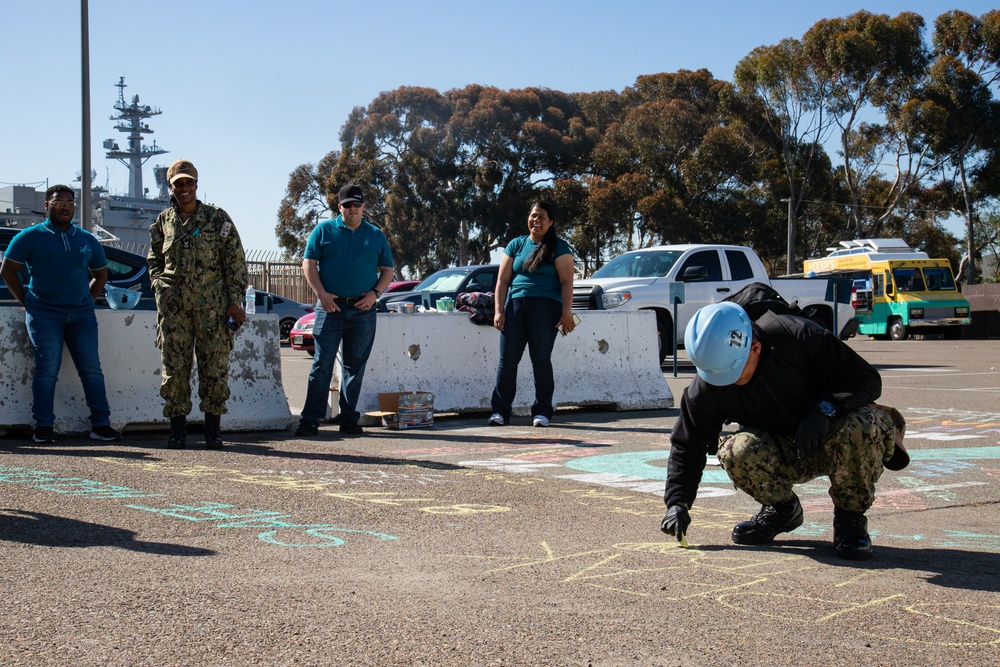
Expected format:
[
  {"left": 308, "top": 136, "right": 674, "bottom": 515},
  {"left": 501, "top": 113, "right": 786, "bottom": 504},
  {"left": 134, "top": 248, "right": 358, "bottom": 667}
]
[
  {"left": 684, "top": 302, "right": 753, "bottom": 386},
  {"left": 106, "top": 285, "right": 141, "bottom": 310}
]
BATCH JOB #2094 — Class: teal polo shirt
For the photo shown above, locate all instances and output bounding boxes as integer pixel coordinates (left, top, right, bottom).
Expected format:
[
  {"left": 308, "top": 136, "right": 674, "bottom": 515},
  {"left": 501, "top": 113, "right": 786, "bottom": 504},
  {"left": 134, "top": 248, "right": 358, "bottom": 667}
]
[
  {"left": 304, "top": 215, "right": 393, "bottom": 298},
  {"left": 506, "top": 235, "right": 573, "bottom": 302},
  {"left": 3, "top": 220, "right": 107, "bottom": 312}
]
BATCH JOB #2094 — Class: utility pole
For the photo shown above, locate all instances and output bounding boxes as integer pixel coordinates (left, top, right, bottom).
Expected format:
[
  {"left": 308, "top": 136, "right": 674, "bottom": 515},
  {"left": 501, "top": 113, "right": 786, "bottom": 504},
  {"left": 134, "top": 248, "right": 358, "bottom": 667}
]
[
  {"left": 782, "top": 197, "right": 795, "bottom": 275},
  {"left": 80, "top": 0, "right": 92, "bottom": 230}
]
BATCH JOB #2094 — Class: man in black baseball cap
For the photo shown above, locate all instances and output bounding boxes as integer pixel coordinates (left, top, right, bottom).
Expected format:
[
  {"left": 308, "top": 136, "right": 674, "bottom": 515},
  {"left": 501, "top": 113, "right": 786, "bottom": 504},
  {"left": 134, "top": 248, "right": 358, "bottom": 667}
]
[{"left": 296, "top": 183, "right": 394, "bottom": 437}]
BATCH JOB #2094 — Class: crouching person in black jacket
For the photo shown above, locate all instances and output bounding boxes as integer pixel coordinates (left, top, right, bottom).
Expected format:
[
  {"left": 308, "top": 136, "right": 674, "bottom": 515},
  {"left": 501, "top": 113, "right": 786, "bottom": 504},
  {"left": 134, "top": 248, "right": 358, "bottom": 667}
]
[{"left": 660, "top": 302, "right": 909, "bottom": 560}]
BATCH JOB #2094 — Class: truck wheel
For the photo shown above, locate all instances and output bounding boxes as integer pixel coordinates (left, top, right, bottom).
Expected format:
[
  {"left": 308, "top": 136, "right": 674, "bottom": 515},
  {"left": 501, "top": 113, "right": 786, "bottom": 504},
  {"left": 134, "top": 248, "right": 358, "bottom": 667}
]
[
  {"left": 803, "top": 307, "right": 832, "bottom": 333},
  {"left": 656, "top": 313, "right": 673, "bottom": 363},
  {"left": 888, "top": 317, "right": 908, "bottom": 341},
  {"left": 280, "top": 318, "right": 296, "bottom": 343}
]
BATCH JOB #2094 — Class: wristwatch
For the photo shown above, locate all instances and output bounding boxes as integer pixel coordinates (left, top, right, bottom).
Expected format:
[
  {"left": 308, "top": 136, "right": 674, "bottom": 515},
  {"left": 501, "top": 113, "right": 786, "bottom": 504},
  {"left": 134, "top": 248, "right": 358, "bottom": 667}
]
[
  {"left": 373, "top": 287, "right": 382, "bottom": 298},
  {"left": 818, "top": 400, "right": 837, "bottom": 418}
]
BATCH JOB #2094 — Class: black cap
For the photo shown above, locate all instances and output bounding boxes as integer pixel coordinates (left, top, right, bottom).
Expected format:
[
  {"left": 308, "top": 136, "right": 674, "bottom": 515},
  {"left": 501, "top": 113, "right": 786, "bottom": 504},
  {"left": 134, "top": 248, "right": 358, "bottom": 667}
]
[{"left": 339, "top": 184, "right": 363, "bottom": 205}]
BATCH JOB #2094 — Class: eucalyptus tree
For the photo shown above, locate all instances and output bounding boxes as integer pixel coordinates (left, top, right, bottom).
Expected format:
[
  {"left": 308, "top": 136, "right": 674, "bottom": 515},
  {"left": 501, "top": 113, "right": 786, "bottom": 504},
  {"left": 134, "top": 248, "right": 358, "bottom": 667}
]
[
  {"left": 275, "top": 150, "right": 340, "bottom": 258},
  {"left": 335, "top": 86, "right": 457, "bottom": 277},
  {"left": 734, "top": 38, "right": 840, "bottom": 273},
  {"left": 586, "top": 70, "right": 760, "bottom": 258},
  {"left": 443, "top": 85, "right": 597, "bottom": 264},
  {"left": 919, "top": 9, "right": 1000, "bottom": 284},
  {"left": 803, "top": 10, "right": 930, "bottom": 239}
]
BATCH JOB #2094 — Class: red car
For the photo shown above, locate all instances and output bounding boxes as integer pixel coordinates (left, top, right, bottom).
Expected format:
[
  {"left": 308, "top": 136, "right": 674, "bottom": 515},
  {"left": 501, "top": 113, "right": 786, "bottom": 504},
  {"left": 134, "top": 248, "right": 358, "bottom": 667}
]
[{"left": 290, "top": 281, "right": 419, "bottom": 355}]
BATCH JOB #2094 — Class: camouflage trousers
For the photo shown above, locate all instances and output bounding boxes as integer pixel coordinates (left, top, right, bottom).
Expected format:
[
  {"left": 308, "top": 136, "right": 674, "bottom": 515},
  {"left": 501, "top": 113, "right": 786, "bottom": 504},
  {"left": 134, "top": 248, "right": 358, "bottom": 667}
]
[
  {"left": 156, "top": 306, "right": 234, "bottom": 418},
  {"left": 717, "top": 405, "right": 896, "bottom": 513}
]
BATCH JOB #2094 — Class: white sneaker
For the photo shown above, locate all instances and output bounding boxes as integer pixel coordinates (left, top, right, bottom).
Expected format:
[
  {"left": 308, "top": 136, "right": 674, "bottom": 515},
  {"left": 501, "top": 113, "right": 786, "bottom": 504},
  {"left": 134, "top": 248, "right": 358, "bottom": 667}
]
[
  {"left": 532, "top": 415, "right": 550, "bottom": 427},
  {"left": 488, "top": 413, "right": 505, "bottom": 426}
]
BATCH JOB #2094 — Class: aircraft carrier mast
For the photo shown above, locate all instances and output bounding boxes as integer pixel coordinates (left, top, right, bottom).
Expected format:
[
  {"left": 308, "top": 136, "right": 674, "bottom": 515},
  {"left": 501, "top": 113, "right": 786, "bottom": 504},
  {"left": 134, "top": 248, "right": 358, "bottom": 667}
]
[{"left": 104, "top": 77, "right": 168, "bottom": 200}]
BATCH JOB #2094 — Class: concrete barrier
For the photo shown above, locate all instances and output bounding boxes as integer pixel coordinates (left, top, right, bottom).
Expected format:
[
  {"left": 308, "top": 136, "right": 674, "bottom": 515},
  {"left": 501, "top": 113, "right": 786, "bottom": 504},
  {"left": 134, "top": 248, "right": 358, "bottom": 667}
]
[
  {"left": 353, "top": 309, "right": 673, "bottom": 424},
  {"left": 0, "top": 309, "right": 292, "bottom": 434}
]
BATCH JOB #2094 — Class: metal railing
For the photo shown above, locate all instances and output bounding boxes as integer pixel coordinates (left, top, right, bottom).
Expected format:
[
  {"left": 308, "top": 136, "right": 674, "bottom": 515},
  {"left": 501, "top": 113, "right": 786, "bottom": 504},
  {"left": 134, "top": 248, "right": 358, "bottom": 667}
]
[
  {"left": 104, "top": 242, "right": 313, "bottom": 305},
  {"left": 245, "top": 250, "right": 312, "bottom": 304}
]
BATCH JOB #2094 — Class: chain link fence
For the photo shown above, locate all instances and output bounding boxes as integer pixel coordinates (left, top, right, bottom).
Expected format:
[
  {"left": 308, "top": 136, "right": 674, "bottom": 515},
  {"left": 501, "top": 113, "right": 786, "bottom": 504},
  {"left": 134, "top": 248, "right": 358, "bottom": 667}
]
[{"left": 964, "top": 284, "right": 1000, "bottom": 339}]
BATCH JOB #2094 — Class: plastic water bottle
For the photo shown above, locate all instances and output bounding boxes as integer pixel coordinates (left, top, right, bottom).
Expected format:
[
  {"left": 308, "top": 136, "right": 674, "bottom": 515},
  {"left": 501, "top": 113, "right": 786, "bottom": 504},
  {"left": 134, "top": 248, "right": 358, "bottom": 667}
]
[{"left": 245, "top": 285, "right": 256, "bottom": 315}]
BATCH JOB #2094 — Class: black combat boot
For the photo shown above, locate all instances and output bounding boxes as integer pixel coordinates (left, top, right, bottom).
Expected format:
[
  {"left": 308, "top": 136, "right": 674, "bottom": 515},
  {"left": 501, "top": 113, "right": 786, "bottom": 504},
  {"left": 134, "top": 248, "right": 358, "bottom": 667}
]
[
  {"left": 731, "top": 493, "right": 804, "bottom": 545},
  {"left": 168, "top": 416, "right": 187, "bottom": 449},
  {"left": 833, "top": 507, "right": 872, "bottom": 560},
  {"left": 204, "top": 413, "right": 223, "bottom": 450}
]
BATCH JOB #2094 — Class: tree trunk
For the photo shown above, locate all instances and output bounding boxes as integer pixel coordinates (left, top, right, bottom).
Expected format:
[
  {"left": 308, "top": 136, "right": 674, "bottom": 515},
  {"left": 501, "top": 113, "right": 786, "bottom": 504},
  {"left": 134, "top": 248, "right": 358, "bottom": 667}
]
[
  {"left": 959, "top": 159, "right": 977, "bottom": 285},
  {"left": 457, "top": 218, "right": 470, "bottom": 266}
]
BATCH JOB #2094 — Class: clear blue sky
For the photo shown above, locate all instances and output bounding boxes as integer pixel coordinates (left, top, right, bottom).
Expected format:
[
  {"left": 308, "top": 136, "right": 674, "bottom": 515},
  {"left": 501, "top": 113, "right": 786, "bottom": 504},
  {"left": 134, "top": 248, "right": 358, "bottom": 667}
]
[{"left": 2, "top": 1, "right": 994, "bottom": 253}]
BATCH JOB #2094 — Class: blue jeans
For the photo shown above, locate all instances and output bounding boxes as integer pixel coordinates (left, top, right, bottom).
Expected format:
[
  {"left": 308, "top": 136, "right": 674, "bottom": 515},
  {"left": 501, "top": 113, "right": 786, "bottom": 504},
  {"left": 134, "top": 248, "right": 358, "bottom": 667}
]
[
  {"left": 491, "top": 296, "right": 562, "bottom": 421},
  {"left": 301, "top": 306, "right": 377, "bottom": 424},
  {"left": 24, "top": 307, "right": 111, "bottom": 428}
]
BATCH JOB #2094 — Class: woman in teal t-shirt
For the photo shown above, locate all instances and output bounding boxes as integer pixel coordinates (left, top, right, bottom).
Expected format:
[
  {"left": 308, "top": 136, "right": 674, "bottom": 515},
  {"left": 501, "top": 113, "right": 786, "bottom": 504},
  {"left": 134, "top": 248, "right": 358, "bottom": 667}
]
[{"left": 489, "top": 202, "right": 577, "bottom": 427}]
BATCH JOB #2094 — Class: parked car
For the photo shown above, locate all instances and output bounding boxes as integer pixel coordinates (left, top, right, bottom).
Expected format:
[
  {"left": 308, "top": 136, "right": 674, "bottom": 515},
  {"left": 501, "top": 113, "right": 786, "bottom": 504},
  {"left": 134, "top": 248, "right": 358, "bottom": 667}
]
[
  {"left": 385, "top": 280, "right": 420, "bottom": 294},
  {"left": 288, "top": 280, "right": 424, "bottom": 354},
  {"left": 377, "top": 265, "right": 499, "bottom": 312},
  {"left": 252, "top": 290, "right": 314, "bottom": 342},
  {"left": 0, "top": 227, "right": 155, "bottom": 310},
  {"left": 572, "top": 244, "right": 856, "bottom": 362},
  {"left": 290, "top": 312, "right": 316, "bottom": 355}
]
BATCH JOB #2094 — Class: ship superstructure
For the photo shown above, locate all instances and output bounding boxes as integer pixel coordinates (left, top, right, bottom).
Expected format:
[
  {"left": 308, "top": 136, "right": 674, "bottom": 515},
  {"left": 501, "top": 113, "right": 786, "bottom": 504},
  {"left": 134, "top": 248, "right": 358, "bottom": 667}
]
[{"left": 1, "top": 78, "right": 170, "bottom": 251}]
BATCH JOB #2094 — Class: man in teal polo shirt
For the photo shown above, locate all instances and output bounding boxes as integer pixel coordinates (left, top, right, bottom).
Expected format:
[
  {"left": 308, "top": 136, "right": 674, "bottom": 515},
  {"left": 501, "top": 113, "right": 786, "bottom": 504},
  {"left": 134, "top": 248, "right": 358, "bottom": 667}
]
[
  {"left": 295, "top": 184, "right": 394, "bottom": 436},
  {"left": 0, "top": 184, "right": 121, "bottom": 444}
]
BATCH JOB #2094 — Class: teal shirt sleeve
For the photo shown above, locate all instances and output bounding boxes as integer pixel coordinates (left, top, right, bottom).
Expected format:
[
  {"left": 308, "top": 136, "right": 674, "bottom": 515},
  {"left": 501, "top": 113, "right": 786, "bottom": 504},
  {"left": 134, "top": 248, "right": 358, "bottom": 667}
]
[
  {"left": 4, "top": 229, "right": 29, "bottom": 264},
  {"left": 88, "top": 234, "right": 108, "bottom": 271},
  {"left": 377, "top": 232, "right": 394, "bottom": 268}
]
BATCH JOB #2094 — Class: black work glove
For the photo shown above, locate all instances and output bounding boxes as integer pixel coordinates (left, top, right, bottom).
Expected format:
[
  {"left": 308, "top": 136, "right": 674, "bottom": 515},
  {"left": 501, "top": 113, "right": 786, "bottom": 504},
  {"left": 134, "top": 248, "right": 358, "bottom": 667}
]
[
  {"left": 660, "top": 505, "right": 691, "bottom": 542},
  {"left": 795, "top": 409, "right": 831, "bottom": 459}
]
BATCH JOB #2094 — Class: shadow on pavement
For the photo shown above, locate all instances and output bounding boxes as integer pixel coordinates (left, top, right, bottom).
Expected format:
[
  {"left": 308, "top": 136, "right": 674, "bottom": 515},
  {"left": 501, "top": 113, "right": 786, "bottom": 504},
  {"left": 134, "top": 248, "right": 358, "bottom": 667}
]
[
  {"left": 691, "top": 539, "right": 1000, "bottom": 592},
  {"left": 0, "top": 509, "right": 215, "bottom": 556},
  {"left": 370, "top": 429, "right": 617, "bottom": 448},
  {"left": 223, "top": 444, "right": 466, "bottom": 470},
  {"left": 0, "top": 442, "right": 155, "bottom": 459}
]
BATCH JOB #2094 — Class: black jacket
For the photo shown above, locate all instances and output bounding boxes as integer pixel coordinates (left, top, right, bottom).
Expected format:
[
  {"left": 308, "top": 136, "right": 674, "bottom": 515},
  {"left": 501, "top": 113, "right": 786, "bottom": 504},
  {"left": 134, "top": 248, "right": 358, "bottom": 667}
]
[{"left": 664, "top": 312, "right": 882, "bottom": 509}]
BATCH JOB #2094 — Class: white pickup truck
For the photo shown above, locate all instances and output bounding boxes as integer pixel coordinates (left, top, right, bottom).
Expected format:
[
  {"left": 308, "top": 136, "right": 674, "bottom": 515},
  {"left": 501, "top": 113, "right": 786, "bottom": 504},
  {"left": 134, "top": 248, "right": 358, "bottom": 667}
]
[{"left": 572, "top": 244, "right": 858, "bottom": 361}]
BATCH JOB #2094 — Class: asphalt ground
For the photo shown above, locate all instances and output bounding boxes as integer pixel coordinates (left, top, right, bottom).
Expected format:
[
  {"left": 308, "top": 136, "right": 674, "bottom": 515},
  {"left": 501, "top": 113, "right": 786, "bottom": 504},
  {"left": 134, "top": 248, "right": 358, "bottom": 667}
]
[{"left": 1, "top": 338, "right": 998, "bottom": 666}]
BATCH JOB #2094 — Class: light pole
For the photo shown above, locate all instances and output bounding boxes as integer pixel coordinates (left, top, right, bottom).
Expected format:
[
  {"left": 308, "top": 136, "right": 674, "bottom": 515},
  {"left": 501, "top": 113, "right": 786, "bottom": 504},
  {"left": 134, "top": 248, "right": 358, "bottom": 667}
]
[
  {"left": 781, "top": 197, "right": 794, "bottom": 275},
  {"left": 80, "top": 0, "right": 92, "bottom": 231}
]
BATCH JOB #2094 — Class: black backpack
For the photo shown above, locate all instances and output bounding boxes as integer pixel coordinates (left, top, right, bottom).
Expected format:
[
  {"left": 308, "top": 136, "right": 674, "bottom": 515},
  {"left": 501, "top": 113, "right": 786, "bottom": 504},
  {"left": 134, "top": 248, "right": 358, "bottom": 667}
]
[{"left": 723, "top": 282, "right": 802, "bottom": 321}]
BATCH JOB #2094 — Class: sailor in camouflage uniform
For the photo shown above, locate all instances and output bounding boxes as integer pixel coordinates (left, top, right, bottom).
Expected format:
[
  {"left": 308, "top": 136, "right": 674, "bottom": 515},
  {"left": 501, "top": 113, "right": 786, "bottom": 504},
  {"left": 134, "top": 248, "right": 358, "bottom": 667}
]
[
  {"left": 660, "top": 302, "right": 909, "bottom": 560},
  {"left": 147, "top": 159, "right": 248, "bottom": 450}
]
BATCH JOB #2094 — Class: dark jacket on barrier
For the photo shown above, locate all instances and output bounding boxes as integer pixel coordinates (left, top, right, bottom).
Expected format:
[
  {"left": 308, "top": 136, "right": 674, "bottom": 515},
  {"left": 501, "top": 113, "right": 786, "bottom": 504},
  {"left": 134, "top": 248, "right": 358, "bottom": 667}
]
[{"left": 664, "top": 312, "right": 882, "bottom": 509}]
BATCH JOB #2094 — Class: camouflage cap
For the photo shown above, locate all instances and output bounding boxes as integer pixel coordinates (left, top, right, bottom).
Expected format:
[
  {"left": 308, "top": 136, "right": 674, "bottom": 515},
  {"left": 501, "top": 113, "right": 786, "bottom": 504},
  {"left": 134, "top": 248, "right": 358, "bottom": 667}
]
[{"left": 167, "top": 158, "right": 198, "bottom": 184}]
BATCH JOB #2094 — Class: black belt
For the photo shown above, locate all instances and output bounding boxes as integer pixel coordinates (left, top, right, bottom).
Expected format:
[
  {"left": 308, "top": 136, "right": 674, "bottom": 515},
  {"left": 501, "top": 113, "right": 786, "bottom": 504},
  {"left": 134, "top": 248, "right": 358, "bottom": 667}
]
[{"left": 335, "top": 295, "right": 364, "bottom": 306}]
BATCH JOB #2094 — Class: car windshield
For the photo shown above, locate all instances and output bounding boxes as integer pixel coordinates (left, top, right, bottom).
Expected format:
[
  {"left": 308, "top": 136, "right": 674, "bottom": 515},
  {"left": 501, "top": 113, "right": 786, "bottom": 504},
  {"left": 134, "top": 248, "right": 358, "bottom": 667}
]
[
  {"left": 414, "top": 267, "right": 474, "bottom": 292},
  {"left": 921, "top": 267, "right": 956, "bottom": 291},
  {"left": 892, "top": 268, "right": 925, "bottom": 292},
  {"left": 592, "top": 250, "right": 682, "bottom": 279}
]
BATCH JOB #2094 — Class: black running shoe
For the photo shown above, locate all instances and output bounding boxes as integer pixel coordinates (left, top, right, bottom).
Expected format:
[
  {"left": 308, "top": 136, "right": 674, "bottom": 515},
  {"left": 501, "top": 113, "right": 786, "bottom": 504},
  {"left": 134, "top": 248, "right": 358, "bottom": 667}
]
[
  {"left": 89, "top": 425, "right": 122, "bottom": 442},
  {"left": 32, "top": 426, "right": 55, "bottom": 444},
  {"left": 295, "top": 421, "right": 319, "bottom": 437}
]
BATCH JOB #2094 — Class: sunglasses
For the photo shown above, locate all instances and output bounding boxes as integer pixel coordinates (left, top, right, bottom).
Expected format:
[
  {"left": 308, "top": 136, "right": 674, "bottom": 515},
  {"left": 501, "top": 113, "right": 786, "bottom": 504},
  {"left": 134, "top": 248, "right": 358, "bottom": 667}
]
[{"left": 341, "top": 201, "right": 363, "bottom": 209}]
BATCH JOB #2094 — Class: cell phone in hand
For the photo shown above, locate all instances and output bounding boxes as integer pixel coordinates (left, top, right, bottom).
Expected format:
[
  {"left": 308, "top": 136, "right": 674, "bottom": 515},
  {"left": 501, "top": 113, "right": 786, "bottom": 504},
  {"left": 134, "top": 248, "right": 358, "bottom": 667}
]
[
  {"left": 225, "top": 315, "right": 240, "bottom": 332},
  {"left": 557, "top": 313, "right": 582, "bottom": 335}
]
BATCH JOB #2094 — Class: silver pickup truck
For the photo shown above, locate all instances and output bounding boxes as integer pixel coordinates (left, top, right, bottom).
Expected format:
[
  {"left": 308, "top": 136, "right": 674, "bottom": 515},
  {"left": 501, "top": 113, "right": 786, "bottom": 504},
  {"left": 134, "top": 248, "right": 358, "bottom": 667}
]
[{"left": 572, "top": 244, "right": 858, "bottom": 362}]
